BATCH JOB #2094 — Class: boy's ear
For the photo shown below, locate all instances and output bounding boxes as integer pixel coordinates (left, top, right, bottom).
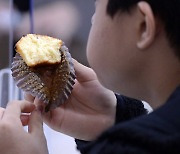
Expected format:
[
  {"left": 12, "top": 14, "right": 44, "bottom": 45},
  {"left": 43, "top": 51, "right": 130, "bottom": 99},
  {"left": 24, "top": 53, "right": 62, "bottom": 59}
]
[{"left": 137, "top": 2, "right": 156, "bottom": 49}]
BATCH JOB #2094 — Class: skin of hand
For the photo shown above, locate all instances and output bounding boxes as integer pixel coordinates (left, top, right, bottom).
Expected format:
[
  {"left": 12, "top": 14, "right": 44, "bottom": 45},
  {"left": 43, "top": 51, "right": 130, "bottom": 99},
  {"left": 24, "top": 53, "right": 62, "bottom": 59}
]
[
  {"left": 25, "top": 60, "right": 117, "bottom": 141},
  {"left": 0, "top": 101, "right": 48, "bottom": 154}
]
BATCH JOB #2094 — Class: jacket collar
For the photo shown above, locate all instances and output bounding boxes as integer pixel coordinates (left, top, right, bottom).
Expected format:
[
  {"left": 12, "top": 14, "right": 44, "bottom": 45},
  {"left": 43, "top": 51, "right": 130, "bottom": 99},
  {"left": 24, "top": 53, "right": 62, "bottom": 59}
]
[{"left": 153, "top": 86, "right": 180, "bottom": 129}]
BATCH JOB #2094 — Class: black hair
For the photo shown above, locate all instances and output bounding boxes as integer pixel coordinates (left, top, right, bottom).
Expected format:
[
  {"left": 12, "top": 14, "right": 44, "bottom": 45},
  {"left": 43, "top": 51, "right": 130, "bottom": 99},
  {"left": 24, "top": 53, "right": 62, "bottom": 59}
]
[{"left": 107, "top": 0, "right": 180, "bottom": 59}]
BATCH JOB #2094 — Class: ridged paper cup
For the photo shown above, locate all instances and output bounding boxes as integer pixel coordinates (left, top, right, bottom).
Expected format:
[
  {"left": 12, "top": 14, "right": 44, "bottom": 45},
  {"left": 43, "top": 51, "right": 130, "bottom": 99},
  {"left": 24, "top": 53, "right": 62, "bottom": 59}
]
[{"left": 11, "top": 44, "right": 75, "bottom": 112}]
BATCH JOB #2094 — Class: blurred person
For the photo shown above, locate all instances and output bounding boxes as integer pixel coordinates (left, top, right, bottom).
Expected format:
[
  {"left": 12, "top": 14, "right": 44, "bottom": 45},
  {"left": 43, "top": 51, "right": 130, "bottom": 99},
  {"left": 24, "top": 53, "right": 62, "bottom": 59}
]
[{"left": 15, "top": 1, "right": 80, "bottom": 44}]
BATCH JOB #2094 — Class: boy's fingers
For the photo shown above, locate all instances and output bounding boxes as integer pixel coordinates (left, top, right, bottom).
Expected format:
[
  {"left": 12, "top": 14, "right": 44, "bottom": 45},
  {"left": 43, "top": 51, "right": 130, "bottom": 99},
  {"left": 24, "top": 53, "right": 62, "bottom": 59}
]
[
  {"left": 25, "top": 94, "right": 45, "bottom": 112},
  {"left": 28, "top": 109, "right": 44, "bottom": 138},
  {"left": 3, "top": 101, "right": 35, "bottom": 121},
  {"left": 24, "top": 93, "right": 35, "bottom": 103},
  {"left": 73, "top": 59, "right": 97, "bottom": 82},
  {"left": 34, "top": 97, "right": 44, "bottom": 108}
]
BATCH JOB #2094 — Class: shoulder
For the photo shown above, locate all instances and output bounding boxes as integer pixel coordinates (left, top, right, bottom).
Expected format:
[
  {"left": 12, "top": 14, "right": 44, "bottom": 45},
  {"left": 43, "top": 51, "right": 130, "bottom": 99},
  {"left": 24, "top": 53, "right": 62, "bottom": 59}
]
[{"left": 77, "top": 112, "right": 180, "bottom": 154}]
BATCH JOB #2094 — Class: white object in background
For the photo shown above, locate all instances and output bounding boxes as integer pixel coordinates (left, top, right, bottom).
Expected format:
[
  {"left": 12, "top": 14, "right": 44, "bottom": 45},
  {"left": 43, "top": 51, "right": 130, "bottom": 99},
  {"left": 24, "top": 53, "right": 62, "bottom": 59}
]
[
  {"left": 0, "top": 68, "right": 22, "bottom": 107},
  {"left": 44, "top": 125, "right": 80, "bottom": 154}
]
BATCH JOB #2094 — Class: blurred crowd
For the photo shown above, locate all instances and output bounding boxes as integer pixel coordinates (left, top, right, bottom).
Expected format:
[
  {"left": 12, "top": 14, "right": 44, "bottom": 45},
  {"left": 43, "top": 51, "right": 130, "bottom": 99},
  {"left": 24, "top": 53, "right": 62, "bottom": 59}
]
[{"left": 0, "top": 0, "right": 94, "bottom": 69}]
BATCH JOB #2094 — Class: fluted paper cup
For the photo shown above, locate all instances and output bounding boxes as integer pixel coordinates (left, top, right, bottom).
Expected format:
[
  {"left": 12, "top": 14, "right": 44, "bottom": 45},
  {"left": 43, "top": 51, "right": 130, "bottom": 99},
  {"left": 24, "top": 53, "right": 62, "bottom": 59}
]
[{"left": 11, "top": 44, "right": 75, "bottom": 112}]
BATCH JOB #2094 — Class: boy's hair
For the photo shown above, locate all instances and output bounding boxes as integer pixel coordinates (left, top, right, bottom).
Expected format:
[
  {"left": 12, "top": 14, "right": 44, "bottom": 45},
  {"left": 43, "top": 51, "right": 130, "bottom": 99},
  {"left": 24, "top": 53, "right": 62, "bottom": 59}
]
[{"left": 107, "top": 0, "right": 180, "bottom": 59}]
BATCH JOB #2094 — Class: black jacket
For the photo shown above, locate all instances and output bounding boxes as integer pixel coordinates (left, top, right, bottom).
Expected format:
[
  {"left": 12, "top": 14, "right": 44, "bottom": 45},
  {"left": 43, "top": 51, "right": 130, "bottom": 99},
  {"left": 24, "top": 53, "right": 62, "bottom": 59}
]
[{"left": 76, "top": 87, "right": 180, "bottom": 154}]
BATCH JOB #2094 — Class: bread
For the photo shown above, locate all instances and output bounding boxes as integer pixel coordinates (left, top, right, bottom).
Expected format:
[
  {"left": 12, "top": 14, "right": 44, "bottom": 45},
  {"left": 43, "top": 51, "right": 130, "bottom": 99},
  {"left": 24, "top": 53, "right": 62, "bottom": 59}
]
[
  {"left": 11, "top": 34, "right": 75, "bottom": 112},
  {"left": 15, "top": 34, "right": 63, "bottom": 67}
]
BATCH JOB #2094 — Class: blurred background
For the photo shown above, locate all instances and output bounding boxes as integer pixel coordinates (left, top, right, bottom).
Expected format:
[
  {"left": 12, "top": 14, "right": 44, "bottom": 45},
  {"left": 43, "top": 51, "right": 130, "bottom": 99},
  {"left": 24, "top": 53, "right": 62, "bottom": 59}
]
[
  {"left": 0, "top": 0, "right": 95, "bottom": 69},
  {"left": 0, "top": 0, "right": 94, "bottom": 153}
]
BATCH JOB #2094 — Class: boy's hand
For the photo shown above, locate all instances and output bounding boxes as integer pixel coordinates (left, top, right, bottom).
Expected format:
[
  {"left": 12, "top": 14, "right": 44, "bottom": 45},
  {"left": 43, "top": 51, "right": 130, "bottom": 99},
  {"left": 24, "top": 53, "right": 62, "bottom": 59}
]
[
  {"left": 25, "top": 60, "right": 117, "bottom": 141},
  {"left": 0, "top": 101, "right": 48, "bottom": 154}
]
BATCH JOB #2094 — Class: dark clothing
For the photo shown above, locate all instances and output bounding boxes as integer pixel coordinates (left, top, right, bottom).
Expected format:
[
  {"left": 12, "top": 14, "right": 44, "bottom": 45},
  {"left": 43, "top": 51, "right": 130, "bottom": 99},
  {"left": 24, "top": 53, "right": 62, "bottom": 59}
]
[{"left": 76, "top": 87, "right": 180, "bottom": 154}]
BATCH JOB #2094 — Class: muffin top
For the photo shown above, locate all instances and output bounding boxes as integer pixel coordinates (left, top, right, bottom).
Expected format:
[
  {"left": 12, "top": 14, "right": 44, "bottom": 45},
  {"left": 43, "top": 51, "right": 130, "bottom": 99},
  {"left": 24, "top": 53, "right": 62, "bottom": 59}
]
[{"left": 15, "top": 34, "right": 63, "bottom": 67}]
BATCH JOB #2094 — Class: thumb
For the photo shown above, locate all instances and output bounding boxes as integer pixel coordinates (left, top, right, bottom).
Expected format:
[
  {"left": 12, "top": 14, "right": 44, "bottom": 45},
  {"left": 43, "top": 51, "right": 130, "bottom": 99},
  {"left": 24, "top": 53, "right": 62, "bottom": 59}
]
[
  {"left": 28, "top": 108, "right": 44, "bottom": 138},
  {"left": 73, "top": 59, "right": 97, "bottom": 82}
]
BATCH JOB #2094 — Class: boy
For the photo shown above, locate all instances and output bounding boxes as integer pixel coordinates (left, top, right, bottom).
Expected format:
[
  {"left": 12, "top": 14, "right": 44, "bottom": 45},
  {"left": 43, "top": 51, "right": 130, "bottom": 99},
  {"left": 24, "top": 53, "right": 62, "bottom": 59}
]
[{"left": 25, "top": 0, "right": 180, "bottom": 153}]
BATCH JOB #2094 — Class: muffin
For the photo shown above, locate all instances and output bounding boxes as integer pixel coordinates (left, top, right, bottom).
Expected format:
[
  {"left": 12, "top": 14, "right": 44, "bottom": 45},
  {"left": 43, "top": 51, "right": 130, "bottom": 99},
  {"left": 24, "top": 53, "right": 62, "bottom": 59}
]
[{"left": 11, "top": 34, "right": 75, "bottom": 112}]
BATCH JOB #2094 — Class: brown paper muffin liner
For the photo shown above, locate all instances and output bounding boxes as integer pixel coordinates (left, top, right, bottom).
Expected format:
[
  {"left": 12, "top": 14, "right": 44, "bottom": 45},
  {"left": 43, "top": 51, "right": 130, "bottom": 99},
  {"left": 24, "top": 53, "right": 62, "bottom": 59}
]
[{"left": 11, "top": 44, "right": 75, "bottom": 112}]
